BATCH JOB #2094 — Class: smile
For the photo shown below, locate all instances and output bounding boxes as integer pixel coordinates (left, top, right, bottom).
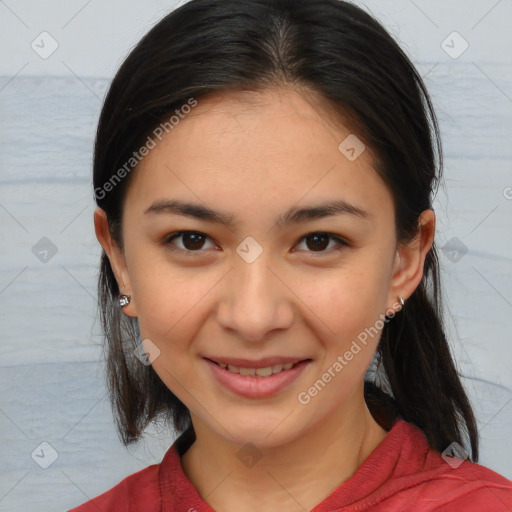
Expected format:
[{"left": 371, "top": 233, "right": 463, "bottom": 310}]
[
  {"left": 204, "top": 357, "right": 312, "bottom": 398},
  {"left": 214, "top": 361, "right": 297, "bottom": 377}
]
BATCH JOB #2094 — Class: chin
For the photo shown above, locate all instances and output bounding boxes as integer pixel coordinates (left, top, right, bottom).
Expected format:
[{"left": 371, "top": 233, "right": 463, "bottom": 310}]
[{"left": 212, "top": 410, "right": 303, "bottom": 449}]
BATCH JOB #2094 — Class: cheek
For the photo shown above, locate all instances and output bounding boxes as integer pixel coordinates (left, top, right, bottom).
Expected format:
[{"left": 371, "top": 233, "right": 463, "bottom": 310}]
[
  {"left": 298, "top": 271, "right": 387, "bottom": 407},
  {"left": 130, "top": 256, "right": 222, "bottom": 344},
  {"left": 294, "top": 263, "right": 389, "bottom": 345}
]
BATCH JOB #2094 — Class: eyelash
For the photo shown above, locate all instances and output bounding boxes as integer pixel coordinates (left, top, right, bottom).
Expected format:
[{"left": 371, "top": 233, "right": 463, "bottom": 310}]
[{"left": 162, "top": 231, "right": 350, "bottom": 256}]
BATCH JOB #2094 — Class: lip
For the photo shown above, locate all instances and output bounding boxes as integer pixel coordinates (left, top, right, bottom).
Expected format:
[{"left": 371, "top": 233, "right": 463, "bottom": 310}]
[
  {"left": 204, "top": 357, "right": 311, "bottom": 399},
  {"left": 203, "top": 355, "right": 306, "bottom": 368}
]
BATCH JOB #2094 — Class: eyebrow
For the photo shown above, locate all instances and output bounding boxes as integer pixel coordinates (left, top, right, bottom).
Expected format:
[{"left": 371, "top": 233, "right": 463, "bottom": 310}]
[{"left": 144, "top": 198, "right": 371, "bottom": 229}]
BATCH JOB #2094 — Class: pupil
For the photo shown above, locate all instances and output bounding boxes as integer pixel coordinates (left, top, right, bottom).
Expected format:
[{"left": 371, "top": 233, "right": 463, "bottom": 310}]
[
  {"left": 185, "top": 233, "right": 204, "bottom": 250},
  {"left": 309, "top": 234, "right": 328, "bottom": 251}
]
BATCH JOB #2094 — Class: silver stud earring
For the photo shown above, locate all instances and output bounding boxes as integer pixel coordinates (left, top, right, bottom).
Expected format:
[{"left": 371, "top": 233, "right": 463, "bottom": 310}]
[
  {"left": 119, "top": 294, "right": 131, "bottom": 308},
  {"left": 399, "top": 296, "right": 405, "bottom": 308}
]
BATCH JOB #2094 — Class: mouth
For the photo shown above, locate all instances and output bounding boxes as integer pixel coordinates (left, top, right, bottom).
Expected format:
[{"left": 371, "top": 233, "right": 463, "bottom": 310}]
[
  {"left": 204, "top": 356, "right": 312, "bottom": 398},
  {"left": 204, "top": 357, "right": 312, "bottom": 378}
]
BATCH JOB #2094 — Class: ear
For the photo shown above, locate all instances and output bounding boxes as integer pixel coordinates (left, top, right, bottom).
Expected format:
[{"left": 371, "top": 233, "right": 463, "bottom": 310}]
[
  {"left": 94, "top": 207, "right": 137, "bottom": 317},
  {"left": 387, "top": 209, "right": 436, "bottom": 311}
]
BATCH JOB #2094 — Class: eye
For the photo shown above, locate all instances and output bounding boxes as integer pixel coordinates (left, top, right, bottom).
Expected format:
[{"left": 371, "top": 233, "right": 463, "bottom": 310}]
[
  {"left": 294, "top": 232, "right": 349, "bottom": 255},
  {"left": 163, "top": 231, "right": 217, "bottom": 253},
  {"left": 163, "top": 231, "right": 349, "bottom": 256}
]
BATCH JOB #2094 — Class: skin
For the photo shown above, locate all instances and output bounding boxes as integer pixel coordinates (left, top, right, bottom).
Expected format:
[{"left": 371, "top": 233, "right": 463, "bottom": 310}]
[{"left": 95, "top": 86, "right": 435, "bottom": 511}]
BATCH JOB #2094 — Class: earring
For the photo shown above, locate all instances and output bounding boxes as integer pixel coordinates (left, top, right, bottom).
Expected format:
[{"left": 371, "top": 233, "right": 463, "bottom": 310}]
[
  {"left": 399, "top": 296, "right": 405, "bottom": 308},
  {"left": 119, "top": 293, "right": 131, "bottom": 308}
]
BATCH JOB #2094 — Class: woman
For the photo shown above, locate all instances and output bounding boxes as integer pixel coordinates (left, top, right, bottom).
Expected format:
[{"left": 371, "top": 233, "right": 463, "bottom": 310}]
[{"left": 69, "top": 0, "right": 512, "bottom": 510}]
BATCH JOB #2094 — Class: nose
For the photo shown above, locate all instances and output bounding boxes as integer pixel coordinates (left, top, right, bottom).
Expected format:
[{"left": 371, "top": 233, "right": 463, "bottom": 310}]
[{"left": 215, "top": 250, "right": 294, "bottom": 342}]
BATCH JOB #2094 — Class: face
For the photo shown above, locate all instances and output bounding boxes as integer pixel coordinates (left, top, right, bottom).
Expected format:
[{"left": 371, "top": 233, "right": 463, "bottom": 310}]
[{"left": 99, "top": 86, "right": 429, "bottom": 448}]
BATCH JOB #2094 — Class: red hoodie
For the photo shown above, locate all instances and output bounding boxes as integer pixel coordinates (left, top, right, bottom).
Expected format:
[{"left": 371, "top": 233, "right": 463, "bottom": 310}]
[{"left": 68, "top": 418, "right": 512, "bottom": 511}]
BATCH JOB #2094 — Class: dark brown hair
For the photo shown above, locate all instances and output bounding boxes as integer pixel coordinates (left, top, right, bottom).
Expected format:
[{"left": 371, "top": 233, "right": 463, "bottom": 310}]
[{"left": 93, "top": 0, "right": 479, "bottom": 460}]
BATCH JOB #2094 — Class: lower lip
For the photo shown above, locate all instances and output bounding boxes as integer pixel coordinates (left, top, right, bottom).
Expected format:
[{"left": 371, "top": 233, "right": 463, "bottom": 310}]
[{"left": 204, "top": 358, "right": 311, "bottom": 399}]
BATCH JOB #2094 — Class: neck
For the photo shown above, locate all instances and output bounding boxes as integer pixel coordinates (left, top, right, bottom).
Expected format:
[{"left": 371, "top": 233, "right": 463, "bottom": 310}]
[{"left": 180, "top": 392, "right": 389, "bottom": 511}]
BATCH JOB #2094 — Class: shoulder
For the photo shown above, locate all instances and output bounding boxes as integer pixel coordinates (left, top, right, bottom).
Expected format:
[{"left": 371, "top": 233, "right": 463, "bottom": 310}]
[
  {"left": 417, "top": 457, "right": 512, "bottom": 511},
  {"left": 391, "top": 421, "right": 512, "bottom": 511},
  {"left": 67, "top": 426, "right": 197, "bottom": 512},
  {"left": 67, "top": 452, "right": 168, "bottom": 512},
  {"left": 364, "top": 420, "right": 512, "bottom": 511}
]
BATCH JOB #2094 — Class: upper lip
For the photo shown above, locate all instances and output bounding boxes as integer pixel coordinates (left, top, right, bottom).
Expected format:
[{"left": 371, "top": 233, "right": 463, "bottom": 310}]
[{"left": 204, "top": 356, "right": 310, "bottom": 368}]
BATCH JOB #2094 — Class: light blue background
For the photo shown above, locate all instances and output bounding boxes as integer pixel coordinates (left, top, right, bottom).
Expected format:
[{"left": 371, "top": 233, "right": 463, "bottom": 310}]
[{"left": 1, "top": 1, "right": 511, "bottom": 510}]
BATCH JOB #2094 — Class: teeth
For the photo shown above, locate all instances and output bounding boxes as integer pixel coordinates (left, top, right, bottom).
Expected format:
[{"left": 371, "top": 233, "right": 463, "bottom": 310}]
[
  {"left": 255, "top": 366, "right": 273, "bottom": 377},
  {"left": 218, "top": 361, "right": 297, "bottom": 377}
]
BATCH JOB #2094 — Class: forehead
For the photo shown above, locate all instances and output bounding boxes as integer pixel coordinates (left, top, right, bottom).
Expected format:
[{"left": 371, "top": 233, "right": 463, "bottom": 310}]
[
  {"left": 157, "top": 86, "right": 367, "bottom": 156},
  {"left": 125, "top": 87, "right": 393, "bottom": 225}
]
